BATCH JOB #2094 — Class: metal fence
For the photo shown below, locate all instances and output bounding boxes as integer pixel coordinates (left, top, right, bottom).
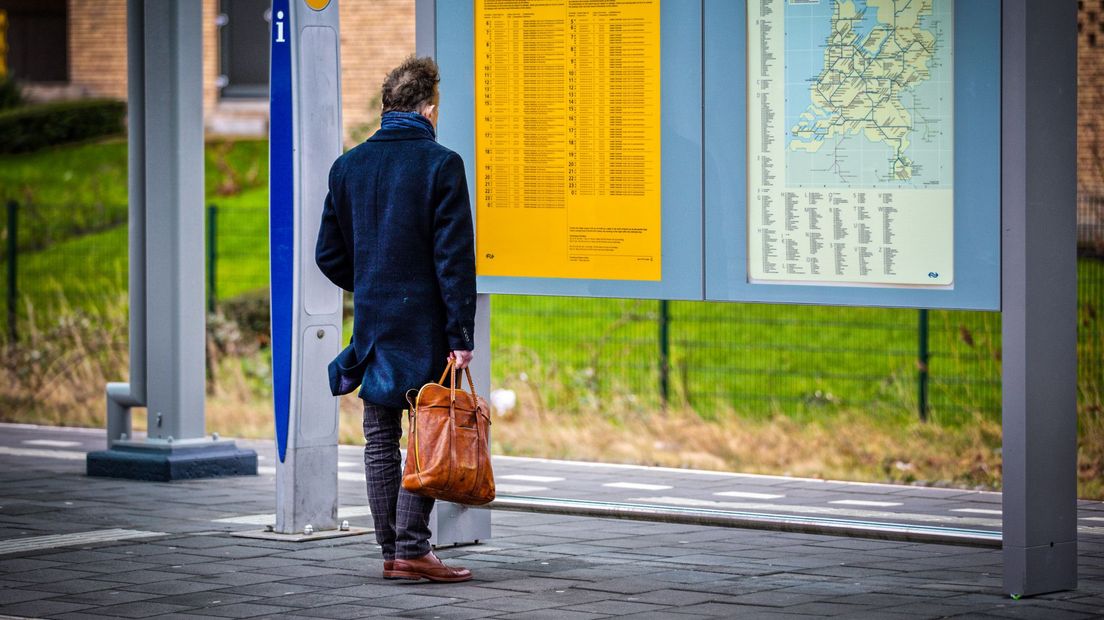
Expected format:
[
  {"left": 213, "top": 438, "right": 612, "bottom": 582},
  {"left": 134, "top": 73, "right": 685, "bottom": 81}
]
[{"left": 3, "top": 197, "right": 1102, "bottom": 423}]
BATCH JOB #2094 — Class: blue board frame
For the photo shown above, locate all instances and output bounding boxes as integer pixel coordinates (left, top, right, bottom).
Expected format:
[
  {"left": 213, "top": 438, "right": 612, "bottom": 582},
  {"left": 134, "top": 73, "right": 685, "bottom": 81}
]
[
  {"left": 703, "top": 0, "right": 1001, "bottom": 310},
  {"left": 436, "top": 1, "right": 704, "bottom": 300}
]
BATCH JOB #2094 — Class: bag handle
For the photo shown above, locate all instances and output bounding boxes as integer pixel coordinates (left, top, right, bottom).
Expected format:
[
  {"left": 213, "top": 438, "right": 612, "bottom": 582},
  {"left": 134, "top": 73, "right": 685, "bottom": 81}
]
[{"left": 436, "top": 357, "right": 479, "bottom": 403}]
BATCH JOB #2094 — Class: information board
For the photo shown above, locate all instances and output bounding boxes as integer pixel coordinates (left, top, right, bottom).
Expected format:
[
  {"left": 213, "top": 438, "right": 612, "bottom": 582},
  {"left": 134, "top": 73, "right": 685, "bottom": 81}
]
[
  {"left": 435, "top": 0, "right": 703, "bottom": 300},
  {"left": 703, "top": 0, "right": 1000, "bottom": 310},
  {"left": 748, "top": 0, "right": 955, "bottom": 288},
  {"left": 474, "top": 0, "right": 663, "bottom": 281}
]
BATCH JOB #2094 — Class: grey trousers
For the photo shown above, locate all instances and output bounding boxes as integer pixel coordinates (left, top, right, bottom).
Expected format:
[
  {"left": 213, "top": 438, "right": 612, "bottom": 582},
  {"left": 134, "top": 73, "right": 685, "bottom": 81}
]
[{"left": 362, "top": 401, "right": 435, "bottom": 560}]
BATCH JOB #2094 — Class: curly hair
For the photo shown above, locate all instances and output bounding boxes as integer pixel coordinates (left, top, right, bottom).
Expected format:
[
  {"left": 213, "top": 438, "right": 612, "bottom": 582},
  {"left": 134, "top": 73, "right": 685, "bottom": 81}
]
[{"left": 381, "top": 56, "right": 440, "bottom": 113}]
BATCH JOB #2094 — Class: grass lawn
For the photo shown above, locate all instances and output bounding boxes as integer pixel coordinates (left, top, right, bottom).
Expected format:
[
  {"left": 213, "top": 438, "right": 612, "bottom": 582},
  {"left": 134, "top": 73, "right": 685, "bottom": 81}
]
[
  {"left": 24, "top": 195, "right": 1099, "bottom": 430},
  {"left": 0, "top": 138, "right": 268, "bottom": 253}
]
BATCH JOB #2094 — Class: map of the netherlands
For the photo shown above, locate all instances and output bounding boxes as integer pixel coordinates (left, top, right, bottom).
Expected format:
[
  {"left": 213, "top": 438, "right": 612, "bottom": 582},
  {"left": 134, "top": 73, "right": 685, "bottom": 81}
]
[{"left": 786, "top": 0, "right": 953, "bottom": 188}]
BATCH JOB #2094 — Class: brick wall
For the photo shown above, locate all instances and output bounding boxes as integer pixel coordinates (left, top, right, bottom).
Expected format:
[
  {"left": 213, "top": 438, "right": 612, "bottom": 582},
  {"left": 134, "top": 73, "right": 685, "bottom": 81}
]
[
  {"left": 68, "top": 0, "right": 127, "bottom": 100},
  {"left": 65, "top": 0, "right": 413, "bottom": 141},
  {"left": 68, "top": 0, "right": 219, "bottom": 118},
  {"left": 1081, "top": 0, "right": 1104, "bottom": 196},
  {"left": 340, "top": 0, "right": 415, "bottom": 142}
]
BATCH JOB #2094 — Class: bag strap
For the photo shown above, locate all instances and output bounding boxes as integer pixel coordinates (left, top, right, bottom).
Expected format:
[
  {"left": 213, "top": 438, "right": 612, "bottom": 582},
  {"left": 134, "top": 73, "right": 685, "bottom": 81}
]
[{"left": 437, "top": 358, "right": 479, "bottom": 404}]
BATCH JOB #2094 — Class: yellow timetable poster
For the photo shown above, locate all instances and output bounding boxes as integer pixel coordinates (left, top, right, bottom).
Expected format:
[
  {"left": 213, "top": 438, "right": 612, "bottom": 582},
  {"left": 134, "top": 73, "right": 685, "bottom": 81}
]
[{"left": 475, "top": 0, "right": 662, "bottom": 281}]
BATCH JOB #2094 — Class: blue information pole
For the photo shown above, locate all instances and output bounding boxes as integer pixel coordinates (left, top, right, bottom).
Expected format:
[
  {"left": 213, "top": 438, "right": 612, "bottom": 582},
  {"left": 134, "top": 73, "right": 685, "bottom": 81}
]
[{"left": 269, "top": 0, "right": 346, "bottom": 537}]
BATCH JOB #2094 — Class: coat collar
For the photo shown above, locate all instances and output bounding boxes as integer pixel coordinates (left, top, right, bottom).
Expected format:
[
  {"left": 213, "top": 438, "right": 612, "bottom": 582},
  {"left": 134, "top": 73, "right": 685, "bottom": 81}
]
[{"left": 367, "top": 127, "right": 437, "bottom": 142}]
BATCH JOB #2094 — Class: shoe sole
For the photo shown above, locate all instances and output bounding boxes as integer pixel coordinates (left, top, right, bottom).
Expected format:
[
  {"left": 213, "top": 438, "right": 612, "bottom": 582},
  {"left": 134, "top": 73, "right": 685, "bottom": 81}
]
[{"left": 383, "top": 570, "right": 472, "bottom": 583}]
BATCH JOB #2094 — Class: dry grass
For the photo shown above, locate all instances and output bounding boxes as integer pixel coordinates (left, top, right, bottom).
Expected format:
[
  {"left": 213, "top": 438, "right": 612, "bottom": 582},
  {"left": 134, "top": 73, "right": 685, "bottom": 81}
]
[{"left": 2, "top": 297, "right": 1102, "bottom": 498}]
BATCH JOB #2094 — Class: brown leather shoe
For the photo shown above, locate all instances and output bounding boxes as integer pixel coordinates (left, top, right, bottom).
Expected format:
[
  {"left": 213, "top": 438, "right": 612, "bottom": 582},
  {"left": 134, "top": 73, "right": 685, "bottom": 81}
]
[
  {"left": 388, "top": 551, "right": 472, "bottom": 583},
  {"left": 383, "top": 560, "right": 396, "bottom": 579}
]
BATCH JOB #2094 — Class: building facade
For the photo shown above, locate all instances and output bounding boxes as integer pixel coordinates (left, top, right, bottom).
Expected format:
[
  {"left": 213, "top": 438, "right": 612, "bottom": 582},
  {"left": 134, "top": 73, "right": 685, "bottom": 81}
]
[{"left": 1, "top": 0, "right": 414, "bottom": 142}]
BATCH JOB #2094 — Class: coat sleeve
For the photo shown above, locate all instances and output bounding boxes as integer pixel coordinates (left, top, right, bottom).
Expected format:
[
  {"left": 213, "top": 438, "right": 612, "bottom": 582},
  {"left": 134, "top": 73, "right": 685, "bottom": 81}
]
[
  {"left": 315, "top": 160, "right": 355, "bottom": 292},
  {"left": 432, "top": 152, "right": 477, "bottom": 351}
]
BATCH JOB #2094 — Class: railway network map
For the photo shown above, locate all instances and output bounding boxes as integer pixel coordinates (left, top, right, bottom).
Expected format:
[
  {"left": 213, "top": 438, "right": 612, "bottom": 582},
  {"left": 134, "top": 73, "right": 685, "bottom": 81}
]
[{"left": 748, "top": 0, "right": 955, "bottom": 287}]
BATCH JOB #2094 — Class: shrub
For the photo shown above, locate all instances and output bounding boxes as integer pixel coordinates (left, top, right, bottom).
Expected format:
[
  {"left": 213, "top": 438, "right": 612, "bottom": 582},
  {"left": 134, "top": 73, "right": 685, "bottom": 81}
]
[
  {"left": 0, "top": 99, "right": 125, "bottom": 154},
  {"left": 0, "top": 75, "right": 22, "bottom": 111}
]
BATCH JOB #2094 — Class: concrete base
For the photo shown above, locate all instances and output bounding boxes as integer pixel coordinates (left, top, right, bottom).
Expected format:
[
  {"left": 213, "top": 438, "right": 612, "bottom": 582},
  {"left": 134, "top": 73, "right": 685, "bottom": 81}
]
[
  {"left": 87, "top": 439, "right": 257, "bottom": 481},
  {"left": 231, "top": 526, "right": 371, "bottom": 543}
]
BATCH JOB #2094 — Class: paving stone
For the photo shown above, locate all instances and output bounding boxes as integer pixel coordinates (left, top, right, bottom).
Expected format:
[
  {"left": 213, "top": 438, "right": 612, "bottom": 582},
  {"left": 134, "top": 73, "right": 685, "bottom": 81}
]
[
  {"left": 3, "top": 567, "right": 99, "bottom": 583},
  {"left": 725, "top": 590, "right": 827, "bottom": 608},
  {"left": 576, "top": 575, "right": 670, "bottom": 594},
  {"left": 289, "top": 573, "right": 376, "bottom": 588},
  {"left": 258, "top": 592, "right": 366, "bottom": 609},
  {"left": 284, "top": 603, "right": 403, "bottom": 618},
  {"left": 561, "top": 599, "right": 669, "bottom": 615},
  {"left": 455, "top": 594, "right": 564, "bottom": 613},
  {"left": 69, "top": 600, "right": 196, "bottom": 618},
  {"left": 0, "top": 586, "right": 57, "bottom": 605},
  {"left": 393, "top": 605, "right": 501, "bottom": 619},
  {"left": 627, "top": 588, "right": 734, "bottom": 606},
  {"left": 489, "top": 609, "right": 606, "bottom": 620},
  {"left": 0, "top": 557, "right": 66, "bottom": 573},
  {"left": 123, "top": 579, "right": 228, "bottom": 596},
  {"left": 186, "top": 571, "right": 290, "bottom": 587},
  {"left": 480, "top": 576, "right": 583, "bottom": 593},
  {"left": 361, "top": 593, "right": 464, "bottom": 610},
  {"left": 129, "top": 591, "right": 258, "bottom": 609},
  {"left": 23, "top": 578, "right": 125, "bottom": 595}
]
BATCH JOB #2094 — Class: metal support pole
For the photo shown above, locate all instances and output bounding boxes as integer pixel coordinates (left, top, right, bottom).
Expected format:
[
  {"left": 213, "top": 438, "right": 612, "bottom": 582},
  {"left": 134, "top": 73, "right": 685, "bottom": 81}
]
[
  {"left": 142, "top": 0, "right": 207, "bottom": 442},
  {"left": 6, "top": 200, "right": 15, "bottom": 342},
  {"left": 659, "top": 299, "right": 670, "bottom": 407},
  {"left": 918, "top": 309, "right": 929, "bottom": 422},
  {"left": 89, "top": 0, "right": 255, "bottom": 480},
  {"left": 207, "top": 203, "right": 217, "bottom": 313},
  {"left": 419, "top": 0, "right": 491, "bottom": 547},
  {"left": 1001, "top": 0, "right": 1078, "bottom": 598},
  {"left": 101, "top": 0, "right": 147, "bottom": 446}
]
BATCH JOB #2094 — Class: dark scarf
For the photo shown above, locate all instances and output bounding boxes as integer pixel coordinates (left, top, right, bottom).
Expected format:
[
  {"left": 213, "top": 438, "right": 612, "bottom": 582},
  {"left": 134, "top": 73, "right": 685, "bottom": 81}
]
[{"left": 380, "top": 111, "right": 436, "bottom": 140}]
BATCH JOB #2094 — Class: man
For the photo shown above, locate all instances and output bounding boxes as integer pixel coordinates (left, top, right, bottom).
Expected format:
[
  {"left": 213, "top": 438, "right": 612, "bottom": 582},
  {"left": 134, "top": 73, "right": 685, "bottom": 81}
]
[{"left": 316, "top": 56, "right": 476, "bottom": 583}]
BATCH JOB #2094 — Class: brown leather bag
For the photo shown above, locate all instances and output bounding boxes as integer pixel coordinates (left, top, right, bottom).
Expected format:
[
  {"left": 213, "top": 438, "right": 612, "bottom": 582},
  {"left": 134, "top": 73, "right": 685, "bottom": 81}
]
[{"left": 402, "top": 360, "right": 495, "bottom": 505}]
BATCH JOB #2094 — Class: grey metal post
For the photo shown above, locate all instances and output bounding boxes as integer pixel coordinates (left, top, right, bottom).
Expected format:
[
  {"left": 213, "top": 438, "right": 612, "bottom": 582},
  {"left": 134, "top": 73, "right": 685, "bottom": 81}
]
[
  {"left": 90, "top": 0, "right": 255, "bottom": 480},
  {"left": 1001, "top": 0, "right": 1078, "bottom": 597},
  {"left": 142, "top": 0, "right": 206, "bottom": 442},
  {"left": 418, "top": 0, "right": 492, "bottom": 547},
  {"left": 104, "top": 0, "right": 148, "bottom": 445}
]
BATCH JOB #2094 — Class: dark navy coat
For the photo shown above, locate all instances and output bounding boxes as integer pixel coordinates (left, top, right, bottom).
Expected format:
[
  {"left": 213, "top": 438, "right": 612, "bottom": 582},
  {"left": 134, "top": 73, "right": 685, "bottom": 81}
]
[{"left": 315, "top": 126, "right": 476, "bottom": 409}]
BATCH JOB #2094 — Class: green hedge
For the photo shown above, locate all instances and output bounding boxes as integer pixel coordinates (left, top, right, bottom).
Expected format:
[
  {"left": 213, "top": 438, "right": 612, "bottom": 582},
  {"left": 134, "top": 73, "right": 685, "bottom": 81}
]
[{"left": 0, "top": 99, "right": 126, "bottom": 154}]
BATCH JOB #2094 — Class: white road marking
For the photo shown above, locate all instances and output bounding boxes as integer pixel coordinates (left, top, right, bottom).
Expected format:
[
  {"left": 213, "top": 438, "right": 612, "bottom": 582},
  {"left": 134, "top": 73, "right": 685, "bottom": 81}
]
[
  {"left": 1080, "top": 516, "right": 1104, "bottom": 522},
  {"left": 338, "top": 462, "right": 360, "bottom": 469},
  {"left": 714, "top": 491, "right": 785, "bottom": 500},
  {"left": 951, "top": 508, "right": 1003, "bottom": 515},
  {"left": 500, "top": 475, "right": 565, "bottom": 483},
  {"left": 0, "top": 529, "right": 164, "bottom": 555},
  {"left": 0, "top": 446, "right": 86, "bottom": 460},
  {"left": 21, "top": 439, "right": 82, "bottom": 448},
  {"left": 496, "top": 484, "right": 549, "bottom": 494},
  {"left": 214, "top": 505, "right": 373, "bottom": 525},
  {"left": 603, "top": 482, "right": 673, "bottom": 491},
  {"left": 632, "top": 496, "right": 1003, "bottom": 528},
  {"left": 829, "top": 500, "right": 903, "bottom": 507}
]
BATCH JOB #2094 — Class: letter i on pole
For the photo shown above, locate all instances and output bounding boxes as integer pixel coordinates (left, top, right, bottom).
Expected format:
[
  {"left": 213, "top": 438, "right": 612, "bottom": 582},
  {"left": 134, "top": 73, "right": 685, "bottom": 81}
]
[{"left": 269, "top": 0, "right": 344, "bottom": 536}]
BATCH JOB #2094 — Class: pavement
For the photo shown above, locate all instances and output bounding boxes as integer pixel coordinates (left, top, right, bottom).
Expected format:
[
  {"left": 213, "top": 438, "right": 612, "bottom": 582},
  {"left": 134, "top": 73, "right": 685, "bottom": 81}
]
[{"left": 1, "top": 423, "right": 1103, "bottom": 619}]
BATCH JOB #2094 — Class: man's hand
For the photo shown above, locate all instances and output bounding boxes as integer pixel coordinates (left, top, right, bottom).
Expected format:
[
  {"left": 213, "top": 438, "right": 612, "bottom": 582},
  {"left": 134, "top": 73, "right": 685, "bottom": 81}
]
[{"left": 450, "top": 350, "right": 473, "bottom": 369}]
